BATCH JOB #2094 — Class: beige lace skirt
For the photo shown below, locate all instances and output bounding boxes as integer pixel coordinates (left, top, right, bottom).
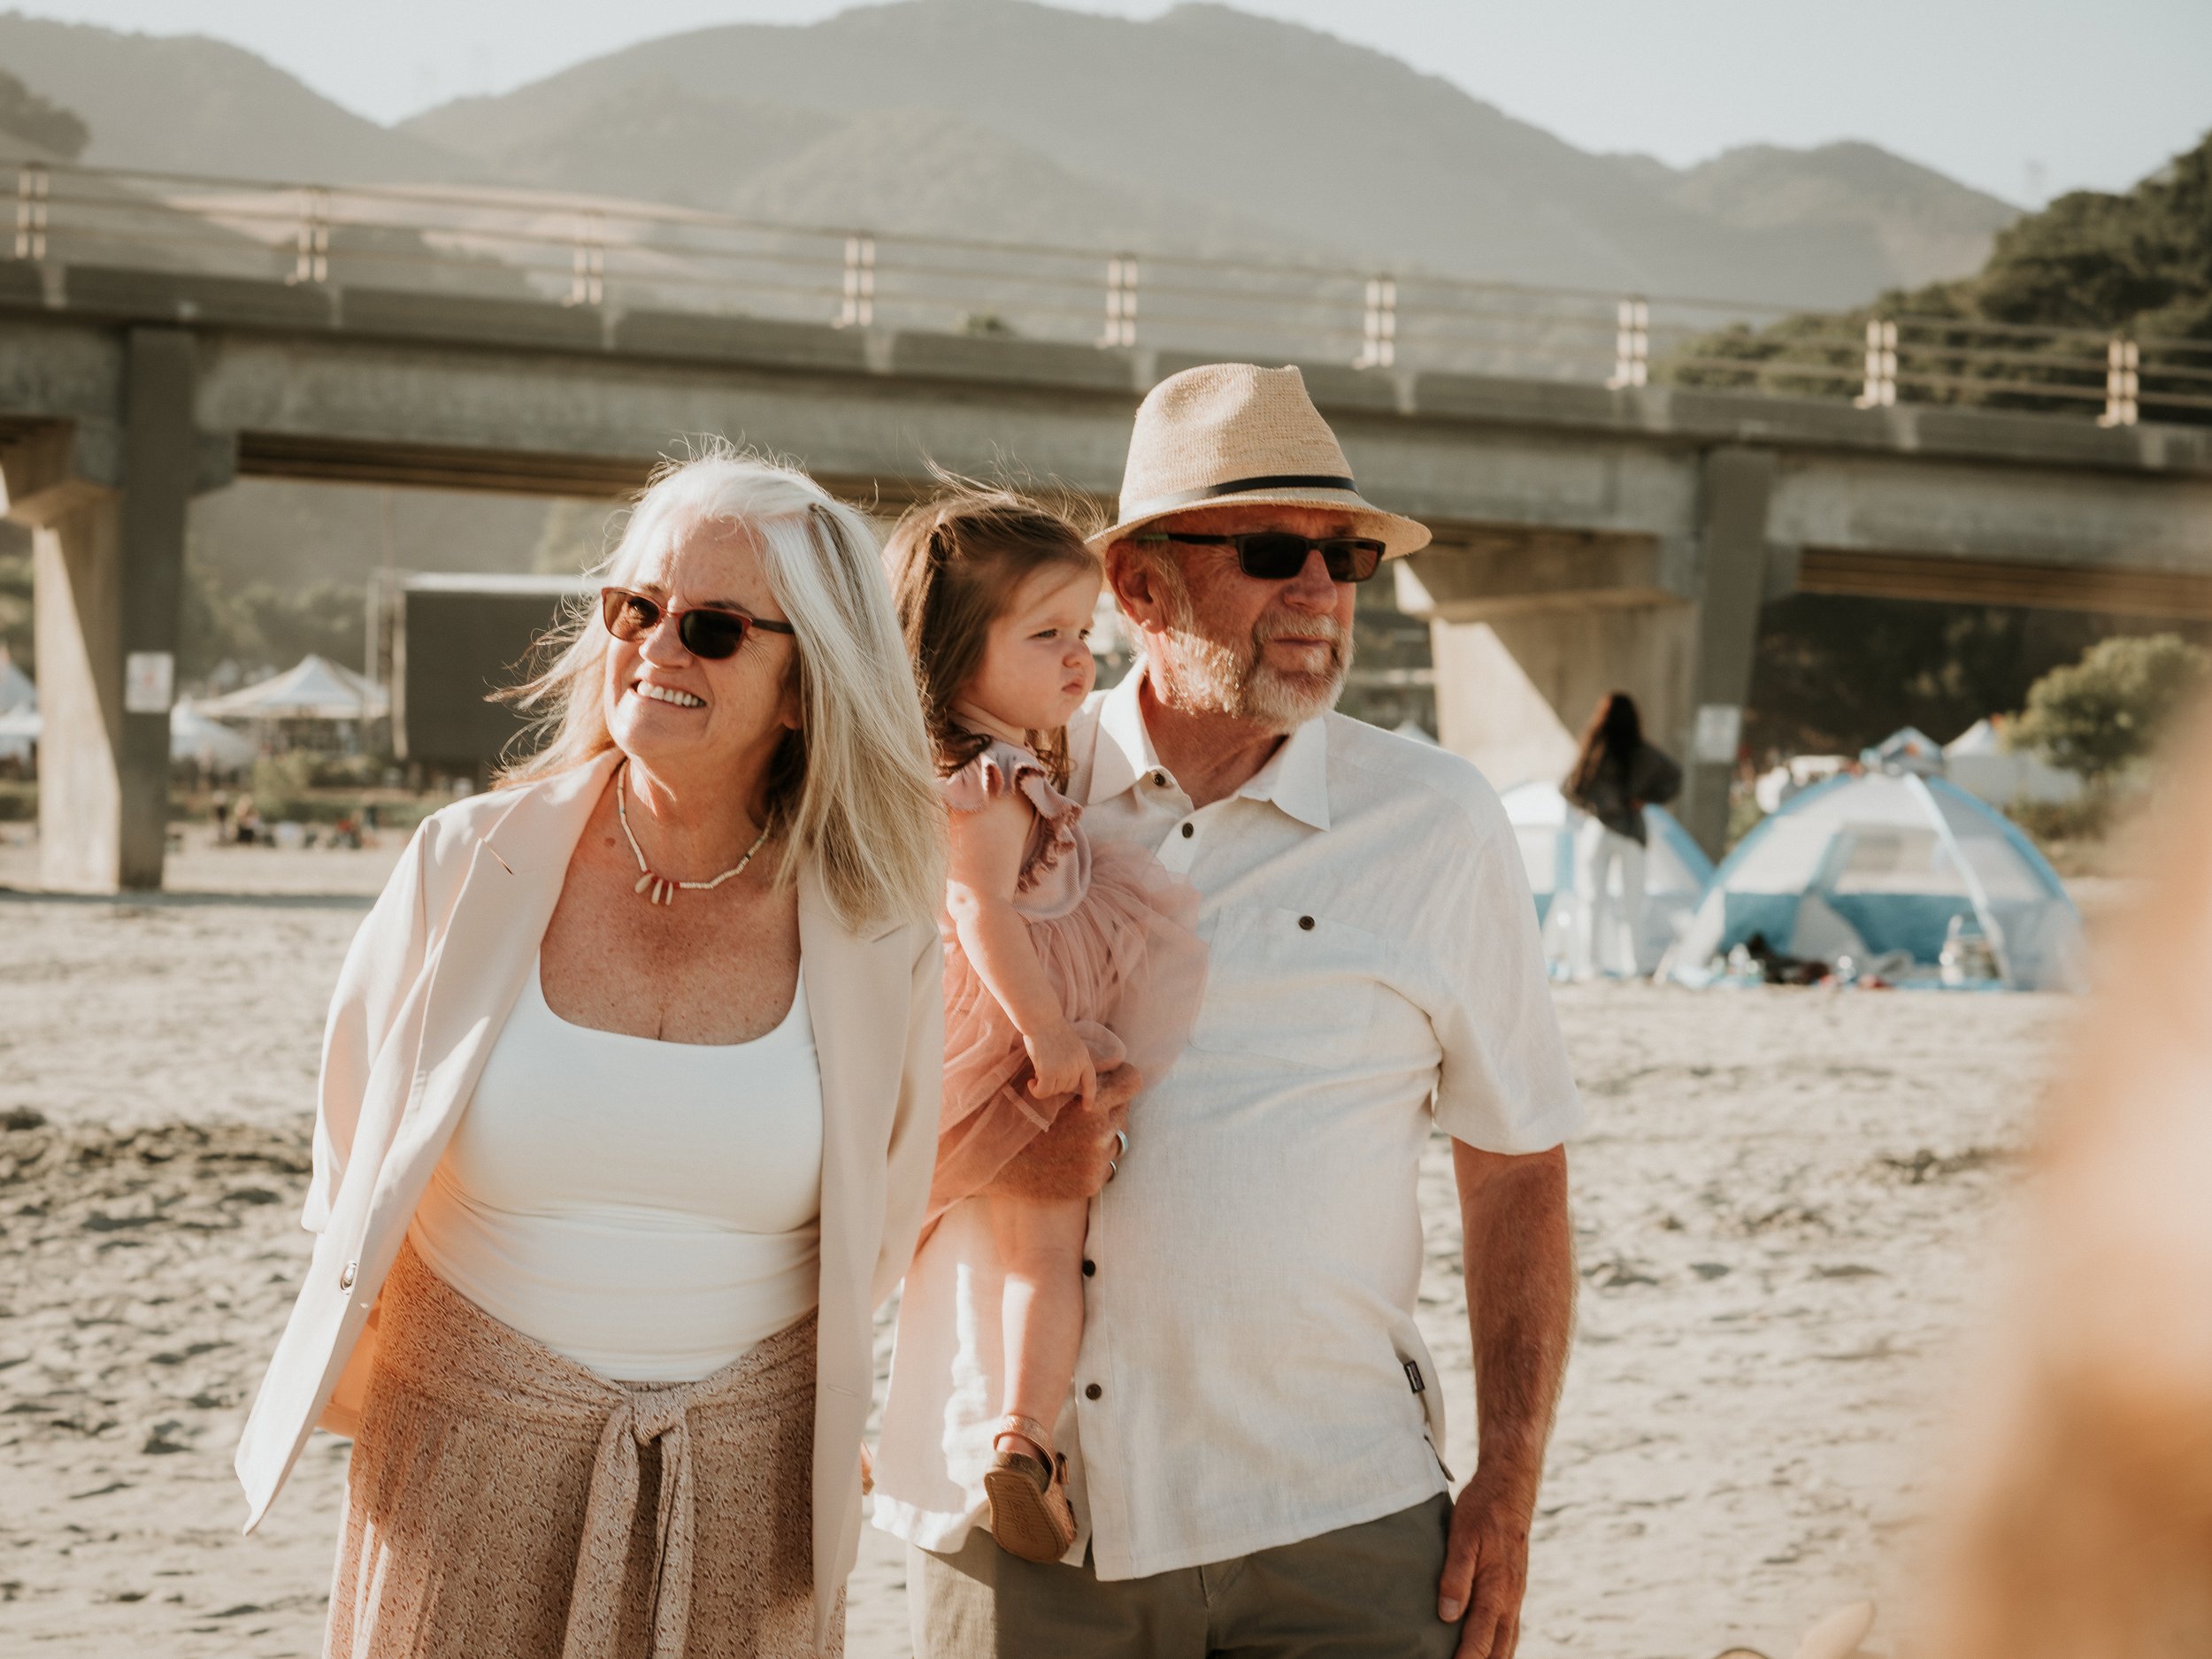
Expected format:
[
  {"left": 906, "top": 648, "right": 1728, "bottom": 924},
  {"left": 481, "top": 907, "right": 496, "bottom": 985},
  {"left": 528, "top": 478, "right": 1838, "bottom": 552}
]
[{"left": 326, "top": 1240, "right": 836, "bottom": 1659}]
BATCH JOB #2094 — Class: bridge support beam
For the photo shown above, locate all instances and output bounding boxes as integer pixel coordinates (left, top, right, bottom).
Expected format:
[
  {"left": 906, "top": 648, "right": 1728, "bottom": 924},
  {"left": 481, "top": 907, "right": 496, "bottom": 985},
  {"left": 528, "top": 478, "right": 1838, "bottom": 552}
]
[
  {"left": 1403, "top": 447, "right": 1780, "bottom": 861},
  {"left": 1678, "top": 447, "right": 1777, "bottom": 856},
  {"left": 5, "top": 329, "right": 199, "bottom": 891}
]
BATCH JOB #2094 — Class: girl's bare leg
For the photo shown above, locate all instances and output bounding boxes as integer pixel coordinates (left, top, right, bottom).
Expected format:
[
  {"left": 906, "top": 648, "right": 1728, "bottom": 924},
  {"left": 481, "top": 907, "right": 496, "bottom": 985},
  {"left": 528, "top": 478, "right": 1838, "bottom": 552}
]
[{"left": 987, "top": 1193, "right": 1090, "bottom": 1457}]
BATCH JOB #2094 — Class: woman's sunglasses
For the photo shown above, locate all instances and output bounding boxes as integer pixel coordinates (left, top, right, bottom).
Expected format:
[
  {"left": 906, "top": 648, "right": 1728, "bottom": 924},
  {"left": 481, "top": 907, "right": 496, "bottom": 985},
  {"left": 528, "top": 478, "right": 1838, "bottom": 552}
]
[
  {"left": 1133, "top": 530, "right": 1387, "bottom": 584},
  {"left": 598, "top": 588, "right": 796, "bottom": 660}
]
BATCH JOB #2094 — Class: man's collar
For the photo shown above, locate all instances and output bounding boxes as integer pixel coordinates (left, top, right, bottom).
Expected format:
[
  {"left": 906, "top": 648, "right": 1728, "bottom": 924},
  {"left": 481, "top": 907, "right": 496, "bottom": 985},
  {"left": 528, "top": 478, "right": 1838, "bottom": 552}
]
[
  {"left": 1089, "top": 669, "right": 1159, "bottom": 807},
  {"left": 1092, "top": 666, "right": 1331, "bottom": 831},
  {"left": 1234, "top": 713, "right": 1332, "bottom": 831}
]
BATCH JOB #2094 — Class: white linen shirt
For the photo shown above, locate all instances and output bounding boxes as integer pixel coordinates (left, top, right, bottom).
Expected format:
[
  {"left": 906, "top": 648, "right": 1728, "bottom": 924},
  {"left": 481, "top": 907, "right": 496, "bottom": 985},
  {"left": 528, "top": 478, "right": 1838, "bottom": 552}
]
[{"left": 872, "top": 670, "right": 1582, "bottom": 1580}]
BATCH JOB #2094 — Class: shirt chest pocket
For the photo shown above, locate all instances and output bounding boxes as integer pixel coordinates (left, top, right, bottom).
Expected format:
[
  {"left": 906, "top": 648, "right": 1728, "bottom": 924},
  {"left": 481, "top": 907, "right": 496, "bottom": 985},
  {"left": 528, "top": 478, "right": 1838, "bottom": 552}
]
[{"left": 1187, "top": 904, "right": 1386, "bottom": 1071}]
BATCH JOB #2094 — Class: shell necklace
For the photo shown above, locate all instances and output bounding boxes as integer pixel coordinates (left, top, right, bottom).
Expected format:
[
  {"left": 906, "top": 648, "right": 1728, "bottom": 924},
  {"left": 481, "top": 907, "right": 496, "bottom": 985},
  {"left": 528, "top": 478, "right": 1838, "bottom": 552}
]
[{"left": 615, "top": 760, "right": 772, "bottom": 906}]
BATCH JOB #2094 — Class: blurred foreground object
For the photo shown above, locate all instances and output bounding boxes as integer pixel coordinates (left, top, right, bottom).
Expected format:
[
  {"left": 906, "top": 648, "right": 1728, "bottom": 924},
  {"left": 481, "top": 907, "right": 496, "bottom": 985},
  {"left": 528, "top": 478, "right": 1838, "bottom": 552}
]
[{"left": 1928, "top": 701, "right": 2212, "bottom": 1657}]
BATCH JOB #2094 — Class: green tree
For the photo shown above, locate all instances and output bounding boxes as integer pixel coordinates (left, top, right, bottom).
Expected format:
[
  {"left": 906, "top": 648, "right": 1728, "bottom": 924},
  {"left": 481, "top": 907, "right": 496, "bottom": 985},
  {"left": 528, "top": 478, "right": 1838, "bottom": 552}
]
[
  {"left": 178, "top": 558, "right": 368, "bottom": 683},
  {"left": 2010, "top": 634, "right": 2208, "bottom": 784},
  {"left": 0, "top": 68, "right": 88, "bottom": 159},
  {"left": 1664, "top": 129, "right": 2212, "bottom": 421},
  {"left": 1741, "top": 593, "right": 2160, "bottom": 759}
]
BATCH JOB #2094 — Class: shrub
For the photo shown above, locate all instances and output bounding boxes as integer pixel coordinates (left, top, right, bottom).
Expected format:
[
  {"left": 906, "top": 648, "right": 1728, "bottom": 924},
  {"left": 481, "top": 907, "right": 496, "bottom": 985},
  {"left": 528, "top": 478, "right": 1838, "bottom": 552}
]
[{"left": 2010, "top": 634, "right": 2208, "bottom": 786}]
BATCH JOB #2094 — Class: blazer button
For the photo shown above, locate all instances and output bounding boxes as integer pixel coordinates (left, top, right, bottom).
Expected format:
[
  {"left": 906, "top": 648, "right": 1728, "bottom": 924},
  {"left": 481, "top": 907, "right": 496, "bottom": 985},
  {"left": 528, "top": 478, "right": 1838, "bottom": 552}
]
[
  {"left": 1085, "top": 1383, "right": 1103, "bottom": 1401},
  {"left": 1298, "top": 915, "right": 1316, "bottom": 930},
  {"left": 1179, "top": 822, "right": 1194, "bottom": 839},
  {"left": 339, "top": 1261, "right": 358, "bottom": 1292},
  {"left": 1081, "top": 1258, "right": 1096, "bottom": 1277}
]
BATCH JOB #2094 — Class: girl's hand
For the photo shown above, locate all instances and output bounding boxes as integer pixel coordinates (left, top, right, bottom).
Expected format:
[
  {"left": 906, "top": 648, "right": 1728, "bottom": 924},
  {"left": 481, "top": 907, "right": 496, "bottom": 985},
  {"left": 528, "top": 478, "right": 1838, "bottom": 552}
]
[{"left": 1024, "top": 1022, "right": 1097, "bottom": 1110}]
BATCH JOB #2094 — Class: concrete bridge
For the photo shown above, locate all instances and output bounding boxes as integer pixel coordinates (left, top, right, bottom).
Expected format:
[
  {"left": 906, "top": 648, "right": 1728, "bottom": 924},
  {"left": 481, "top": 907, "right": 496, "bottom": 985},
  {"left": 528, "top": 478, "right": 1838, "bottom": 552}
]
[{"left": 4, "top": 261, "right": 2208, "bottom": 890}]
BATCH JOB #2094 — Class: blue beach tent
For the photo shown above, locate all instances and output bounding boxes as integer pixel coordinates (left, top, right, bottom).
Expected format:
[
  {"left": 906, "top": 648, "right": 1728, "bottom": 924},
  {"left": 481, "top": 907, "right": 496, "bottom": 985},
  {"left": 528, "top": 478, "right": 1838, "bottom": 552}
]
[
  {"left": 1661, "top": 770, "right": 2084, "bottom": 990},
  {"left": 1502, "top": 782, "right": 1716, "bottom": 976}
]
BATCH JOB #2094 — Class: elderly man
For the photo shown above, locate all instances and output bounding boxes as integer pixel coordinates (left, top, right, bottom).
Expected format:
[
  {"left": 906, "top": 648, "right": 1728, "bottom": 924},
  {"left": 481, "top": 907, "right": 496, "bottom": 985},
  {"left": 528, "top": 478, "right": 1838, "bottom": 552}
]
[{"left": 874, "top": 363, "right": 1581, "bottom": 1659}]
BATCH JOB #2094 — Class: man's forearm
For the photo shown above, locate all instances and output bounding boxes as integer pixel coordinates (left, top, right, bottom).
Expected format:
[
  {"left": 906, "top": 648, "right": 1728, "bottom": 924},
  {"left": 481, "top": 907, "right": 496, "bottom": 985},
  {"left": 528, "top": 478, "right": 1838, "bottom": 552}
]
[{"left": 1455, "top": 1142, "right": 1575, "bottom": 1500}]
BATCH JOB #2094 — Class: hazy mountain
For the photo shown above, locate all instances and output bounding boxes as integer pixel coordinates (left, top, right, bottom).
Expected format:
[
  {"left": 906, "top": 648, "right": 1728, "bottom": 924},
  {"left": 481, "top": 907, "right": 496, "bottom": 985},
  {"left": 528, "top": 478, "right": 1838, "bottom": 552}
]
[
  {"left": 1667, "top": 141, "right": 2018, "bottom": 291},
  {"left": 407, "top": 0, "right": 2017, "bottom": 306},
  {"left": 0, "top": 61, "right": 85, "bottom": 157},
  {"left": 724, "top": 105, "right": 1316, "bottom": 257},
  {"left": 473, "top": 80, "right": 840, "bottom": 205},
  {"left": 0, "top": 10, "right": 466, "bottom": 182}
]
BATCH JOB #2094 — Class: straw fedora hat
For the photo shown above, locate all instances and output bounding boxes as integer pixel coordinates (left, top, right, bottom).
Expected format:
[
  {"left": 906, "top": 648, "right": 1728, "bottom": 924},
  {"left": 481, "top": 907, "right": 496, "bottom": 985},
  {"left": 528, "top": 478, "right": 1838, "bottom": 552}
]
[{"left": 1088, "top": 363, "right": 1431, "bottom": 558}]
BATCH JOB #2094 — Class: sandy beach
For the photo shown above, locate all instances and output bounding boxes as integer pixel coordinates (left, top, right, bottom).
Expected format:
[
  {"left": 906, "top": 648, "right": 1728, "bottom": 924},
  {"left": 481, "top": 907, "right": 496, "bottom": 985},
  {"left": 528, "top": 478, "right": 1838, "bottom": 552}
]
[{"left": 0, "top": 834, "right": 2076, "bottom": 1658}]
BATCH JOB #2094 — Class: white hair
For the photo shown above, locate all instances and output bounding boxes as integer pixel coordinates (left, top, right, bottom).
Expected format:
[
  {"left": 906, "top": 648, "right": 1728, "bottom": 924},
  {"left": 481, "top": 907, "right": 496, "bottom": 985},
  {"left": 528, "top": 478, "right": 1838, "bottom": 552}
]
[{"left": 499, "top": 444, "right": 943, "bottom": 930}]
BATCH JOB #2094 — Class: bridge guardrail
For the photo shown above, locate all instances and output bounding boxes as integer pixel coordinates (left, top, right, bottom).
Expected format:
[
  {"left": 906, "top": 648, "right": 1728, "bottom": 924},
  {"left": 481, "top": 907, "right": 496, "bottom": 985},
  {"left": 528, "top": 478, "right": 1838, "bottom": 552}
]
[{"left": 10, "top": 161, "right": 2208, "bottom": 426}]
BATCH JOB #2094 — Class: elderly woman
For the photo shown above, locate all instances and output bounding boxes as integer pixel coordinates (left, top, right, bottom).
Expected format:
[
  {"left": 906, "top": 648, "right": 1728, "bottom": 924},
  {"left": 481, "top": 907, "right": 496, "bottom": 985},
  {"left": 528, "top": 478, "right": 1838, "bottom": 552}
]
[{"left": 234, "top": 451, "right": 945, "bottom": 1659}]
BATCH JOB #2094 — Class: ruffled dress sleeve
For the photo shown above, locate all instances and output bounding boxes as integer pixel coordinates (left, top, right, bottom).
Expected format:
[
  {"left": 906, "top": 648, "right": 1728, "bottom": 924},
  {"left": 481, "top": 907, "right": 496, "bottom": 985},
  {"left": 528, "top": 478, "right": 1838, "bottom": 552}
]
[{"left": 941, "top": 740, "right": 1085, "bottom": 900}]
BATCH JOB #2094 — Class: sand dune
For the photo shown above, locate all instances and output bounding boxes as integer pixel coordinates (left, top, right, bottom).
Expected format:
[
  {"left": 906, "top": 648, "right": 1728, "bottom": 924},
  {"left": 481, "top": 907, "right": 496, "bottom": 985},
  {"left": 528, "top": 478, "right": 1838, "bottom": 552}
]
[{"left": 0, "top": 841, "right": 2065, "bottom": 1656}]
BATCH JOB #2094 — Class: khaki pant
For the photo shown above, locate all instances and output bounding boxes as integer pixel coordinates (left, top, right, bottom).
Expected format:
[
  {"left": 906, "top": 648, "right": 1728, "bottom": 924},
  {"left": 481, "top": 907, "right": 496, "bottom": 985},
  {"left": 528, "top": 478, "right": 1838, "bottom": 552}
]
[{"left": 909, "top": 1494, "right": 1461, "bottom": 1659}]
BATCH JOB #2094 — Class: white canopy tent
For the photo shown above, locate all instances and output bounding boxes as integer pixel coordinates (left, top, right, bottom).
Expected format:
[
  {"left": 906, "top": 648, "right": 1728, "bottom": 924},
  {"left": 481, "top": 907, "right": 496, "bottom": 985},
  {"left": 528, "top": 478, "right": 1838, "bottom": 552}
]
[
  {"left": 1502, "top": 782, "right": 1716, "bottom": 977},
  {"left": 1662, "top": 771, "right": 2084, "bottom": 990},
  {"left": 199, "top": 654, "right": 388, "bottom": 722}
]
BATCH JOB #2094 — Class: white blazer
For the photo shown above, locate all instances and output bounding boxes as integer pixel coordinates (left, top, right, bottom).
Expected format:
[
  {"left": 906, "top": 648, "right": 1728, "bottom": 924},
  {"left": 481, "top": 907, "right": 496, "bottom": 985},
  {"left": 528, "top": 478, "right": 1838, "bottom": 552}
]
[{"left": 234, "top": 750, "right": 943, "bottom": 1653}]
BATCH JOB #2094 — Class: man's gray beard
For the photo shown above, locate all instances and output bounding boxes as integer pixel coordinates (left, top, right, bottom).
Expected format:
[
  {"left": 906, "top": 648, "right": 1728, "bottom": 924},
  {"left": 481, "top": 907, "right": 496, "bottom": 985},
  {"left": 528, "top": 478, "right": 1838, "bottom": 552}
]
[{"left": 1149, "top": 583, "right": 1354, "bottom": 731}]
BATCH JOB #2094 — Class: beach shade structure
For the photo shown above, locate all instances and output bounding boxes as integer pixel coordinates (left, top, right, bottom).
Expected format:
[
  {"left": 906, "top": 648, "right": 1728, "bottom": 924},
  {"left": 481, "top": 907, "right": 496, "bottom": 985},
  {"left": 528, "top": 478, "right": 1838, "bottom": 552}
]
[
  {"left": 1661, "top": 772, "right": 2084, "bottom": 990},
  {"left": 1942, "top": 717, "right": 2082, "bottom": 808},
  {"left": 0, "top": 647, "right": 32, "bottom": 716},
  {"left": 169, "top": 700, "right": 257, "bottom": 772},
  {"left": 0, "top": 703, "right": 36, "bottom": 767},
  {"left": 1863, "top": 726, "right": 1945, "bottom": 774},
  {"left": 1501, "top": 781, "right": 1716, "bottom": 977},
  {"left": 198, "top": 654, "right": 388, "bottom": 723},
  {"left": 0, "top": 703, "right": 257, "bottom": 772}
]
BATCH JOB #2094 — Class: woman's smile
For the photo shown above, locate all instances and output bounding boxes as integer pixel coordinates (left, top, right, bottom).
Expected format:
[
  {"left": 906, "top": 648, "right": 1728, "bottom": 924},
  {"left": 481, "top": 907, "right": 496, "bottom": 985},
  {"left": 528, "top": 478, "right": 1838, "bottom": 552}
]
[{"left": 633, "top": 677, "right": 706, "bottom": 710}]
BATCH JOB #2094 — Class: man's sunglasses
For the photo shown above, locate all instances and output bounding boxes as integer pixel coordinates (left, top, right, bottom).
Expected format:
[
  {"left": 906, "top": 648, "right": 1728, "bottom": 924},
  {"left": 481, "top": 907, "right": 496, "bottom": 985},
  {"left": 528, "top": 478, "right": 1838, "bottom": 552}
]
[
  {"left": 599, "top": 588, "right": 796, "bottom": 660},
  {"left": 1133, "top": 530, "right": 1387, "bottom": 584}
]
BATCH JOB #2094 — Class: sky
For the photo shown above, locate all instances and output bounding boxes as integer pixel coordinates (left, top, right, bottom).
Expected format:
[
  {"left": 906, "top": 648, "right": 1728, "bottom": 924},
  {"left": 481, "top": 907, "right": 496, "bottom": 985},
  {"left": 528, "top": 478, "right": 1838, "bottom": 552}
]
[{"left": 17, "top": 0, "right": 2212, "bottom": 206}]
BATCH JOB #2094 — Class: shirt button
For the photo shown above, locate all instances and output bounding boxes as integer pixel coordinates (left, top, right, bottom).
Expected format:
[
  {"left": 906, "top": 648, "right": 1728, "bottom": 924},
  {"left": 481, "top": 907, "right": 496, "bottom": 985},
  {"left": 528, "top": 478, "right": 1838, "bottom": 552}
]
[
  {"left": 339, "top": 1260, "right": 357, "bottom": 1291},
  {"left": 1084, "top": 1383, "right": 1103, "bottom": 1401},
  {"left": 1151, "top": 772, "right": 1167, "bottom": 787},
  {"left": 1081, "top": 1258, "right": 1096, "bottom": 1277},
  {"left": 1179, "top": 822, "right": 1194, "bottom": 839},
  {"left": 1298, "top": 915, "right": 1316, "bottom": 930}
]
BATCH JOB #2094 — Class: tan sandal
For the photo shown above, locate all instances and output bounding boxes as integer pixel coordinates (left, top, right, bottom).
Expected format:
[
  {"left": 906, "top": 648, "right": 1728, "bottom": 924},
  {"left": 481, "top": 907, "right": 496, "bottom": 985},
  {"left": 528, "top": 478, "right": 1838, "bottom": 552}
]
[{"left": 982, "top": 1413, "right": 1076, "bottom": 1563}]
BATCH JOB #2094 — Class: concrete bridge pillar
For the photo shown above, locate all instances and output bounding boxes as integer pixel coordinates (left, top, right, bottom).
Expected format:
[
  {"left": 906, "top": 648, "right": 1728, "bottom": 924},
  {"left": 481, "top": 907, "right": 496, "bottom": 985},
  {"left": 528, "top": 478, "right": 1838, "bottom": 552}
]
[
  {"left": 4, "top": 328, "right": 200, "bottom": 891},
  {"left": 1401, "top": 445, "right": 1780, "bottom": 860},
  {"left": 1678, "top": 446, "right": 1777, "bottom": 854}
]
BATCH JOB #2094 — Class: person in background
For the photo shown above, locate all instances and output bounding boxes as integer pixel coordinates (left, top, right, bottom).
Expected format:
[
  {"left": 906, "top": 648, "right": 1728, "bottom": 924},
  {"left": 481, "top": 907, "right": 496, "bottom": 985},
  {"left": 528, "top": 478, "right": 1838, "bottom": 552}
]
[
  {"left": 1561, "top": 691, "right": 1679, "bottom": 980},
  {"left": 234, "top": 450, "right": 946, "bottom": 1659}
]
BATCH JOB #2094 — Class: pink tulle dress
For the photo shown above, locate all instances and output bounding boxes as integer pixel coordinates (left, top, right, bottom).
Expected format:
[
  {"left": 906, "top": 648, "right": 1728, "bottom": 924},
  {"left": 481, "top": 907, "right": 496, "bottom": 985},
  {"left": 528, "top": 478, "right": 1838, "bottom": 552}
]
[{"left": 926, "top": 737, "right": 1206, "bottom": 1231}]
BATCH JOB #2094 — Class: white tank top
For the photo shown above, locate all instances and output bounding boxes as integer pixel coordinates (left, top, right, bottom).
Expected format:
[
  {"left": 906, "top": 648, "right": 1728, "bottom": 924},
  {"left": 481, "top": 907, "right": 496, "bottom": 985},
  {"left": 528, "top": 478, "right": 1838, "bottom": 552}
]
[{"left": 406, "top": 956, "right": 824, "bottom": 1382}]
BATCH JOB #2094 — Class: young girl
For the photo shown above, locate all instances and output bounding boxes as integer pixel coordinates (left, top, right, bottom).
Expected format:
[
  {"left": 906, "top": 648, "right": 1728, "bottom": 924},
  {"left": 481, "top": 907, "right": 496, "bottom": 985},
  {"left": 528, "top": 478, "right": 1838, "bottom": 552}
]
[{"left": 887, "top": 491, "right": 1205, "bottom": 1563}]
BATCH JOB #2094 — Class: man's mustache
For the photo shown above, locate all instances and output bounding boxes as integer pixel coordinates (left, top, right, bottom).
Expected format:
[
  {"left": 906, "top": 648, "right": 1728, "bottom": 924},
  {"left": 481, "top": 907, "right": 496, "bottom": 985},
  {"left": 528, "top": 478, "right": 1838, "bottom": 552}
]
[{"left": 1252, "top": 615, "right": 1348, "bottom": 647}]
